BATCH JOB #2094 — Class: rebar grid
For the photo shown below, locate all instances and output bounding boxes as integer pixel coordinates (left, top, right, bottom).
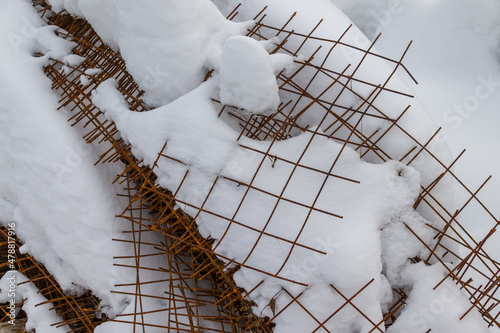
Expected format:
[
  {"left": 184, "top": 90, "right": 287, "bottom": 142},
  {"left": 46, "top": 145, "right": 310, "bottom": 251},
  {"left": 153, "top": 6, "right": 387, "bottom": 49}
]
[{"left": 0, "top": 1, "right": 498, "bottom": 332}]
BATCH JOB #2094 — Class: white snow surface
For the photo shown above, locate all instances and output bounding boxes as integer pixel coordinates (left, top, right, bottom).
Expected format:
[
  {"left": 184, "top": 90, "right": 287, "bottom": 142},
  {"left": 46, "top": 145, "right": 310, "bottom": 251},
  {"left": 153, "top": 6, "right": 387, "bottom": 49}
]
[
  {"left": 47, "top": 0, "right": 252, "bottom": 107},
  {"left": 386, "top": 263, "right": 490, "bottom": 333},
  {"left": 219, "top": 36, "right": 280, "bottom": 114}
]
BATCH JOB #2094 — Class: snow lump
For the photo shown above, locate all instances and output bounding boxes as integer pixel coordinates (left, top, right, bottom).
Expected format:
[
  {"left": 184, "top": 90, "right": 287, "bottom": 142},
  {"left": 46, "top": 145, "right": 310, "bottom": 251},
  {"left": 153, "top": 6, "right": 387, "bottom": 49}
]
[{"left": 219, "top": 36, "right": 281, "bottom": 114}]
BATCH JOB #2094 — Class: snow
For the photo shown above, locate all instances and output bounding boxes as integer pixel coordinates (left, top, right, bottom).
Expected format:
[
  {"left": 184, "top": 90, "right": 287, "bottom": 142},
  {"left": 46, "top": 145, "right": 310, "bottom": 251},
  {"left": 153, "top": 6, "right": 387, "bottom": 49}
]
[
  {"left": 0, "top": 271, "right": 70, "bottom": 333},
  {"left": 331, "top": 0, "right": 500, "bottom": 220},
  {"left": 387, "top": 263, "right": 491, "bottom": 333},
  {"left": 331, "top": 1, "right": 500, "bottom": 331},
  {"left": 64, "top": 54, "right": 85, "bottom": 67},
  {"left": 84, "top": 68, "right": 101, "bottom": 75},
  {"left": 270, "top": 52, "right": 296, "bottom": 75},
  {"left": 369, "top": 0, "right": 500, "bottom": 223},
  {"left": 0, "top": 0, "right": 130, "bottom": 317},
  {"left": 47, "top": 0, "right": 252, "bottom": 107},
  {"left": 93, "top": 78, "right": 238, "bottom": 177},
  {"left": 80, "top": 68, "right": 102, "bottom": 86},
  {"left": 79, "top": 74, "right": 90, "bottom": 86},
  {"left": 219, "top": 36, "right": 280, "bottom": 114}
]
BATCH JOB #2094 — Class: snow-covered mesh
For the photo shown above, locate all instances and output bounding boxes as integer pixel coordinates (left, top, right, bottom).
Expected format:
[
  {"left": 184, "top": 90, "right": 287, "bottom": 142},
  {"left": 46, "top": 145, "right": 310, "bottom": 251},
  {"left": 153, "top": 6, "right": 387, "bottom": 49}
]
[
  {"left": 6, "top": 0, "right": 498, "bottom": 332},
  {"left": 35, "top": 1, "right": 268, "bottom": 331}
]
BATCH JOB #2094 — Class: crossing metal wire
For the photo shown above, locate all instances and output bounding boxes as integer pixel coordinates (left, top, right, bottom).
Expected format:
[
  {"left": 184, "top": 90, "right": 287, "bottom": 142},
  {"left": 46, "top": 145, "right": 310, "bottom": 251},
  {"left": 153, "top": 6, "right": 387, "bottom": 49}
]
[{"left": 1, "top": 1, "right": 499, "bottom": 332}]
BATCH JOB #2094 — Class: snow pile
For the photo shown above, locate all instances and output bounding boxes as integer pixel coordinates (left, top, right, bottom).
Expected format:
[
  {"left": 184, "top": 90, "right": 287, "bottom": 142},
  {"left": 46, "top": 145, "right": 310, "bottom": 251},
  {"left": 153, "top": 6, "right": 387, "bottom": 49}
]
[
  {"left": 47, "top": 0, "right": 252, "bottom": 106},
  {"left": 220, "top": 36, "right": 280, "bottom": 114},
  {"left": 0, "top": 0, "right": 130, "bottom": 316},
  {"left": 0, "top": 271, "right": 70, "bottom": 332}
]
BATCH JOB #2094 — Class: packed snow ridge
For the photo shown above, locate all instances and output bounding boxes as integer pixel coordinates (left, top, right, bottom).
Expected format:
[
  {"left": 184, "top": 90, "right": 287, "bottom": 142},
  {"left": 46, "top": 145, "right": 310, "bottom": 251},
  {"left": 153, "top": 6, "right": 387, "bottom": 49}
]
[{"left": 0, "top": 0, "right": 493, "bottom": 332}]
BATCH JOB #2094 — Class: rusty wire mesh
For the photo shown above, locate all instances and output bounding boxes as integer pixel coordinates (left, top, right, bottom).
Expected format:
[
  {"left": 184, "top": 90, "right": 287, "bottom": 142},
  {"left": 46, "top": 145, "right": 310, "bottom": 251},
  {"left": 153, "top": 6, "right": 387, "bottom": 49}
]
[{"left": 0, "top": 0, "right": 499, "bottom": 332}]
